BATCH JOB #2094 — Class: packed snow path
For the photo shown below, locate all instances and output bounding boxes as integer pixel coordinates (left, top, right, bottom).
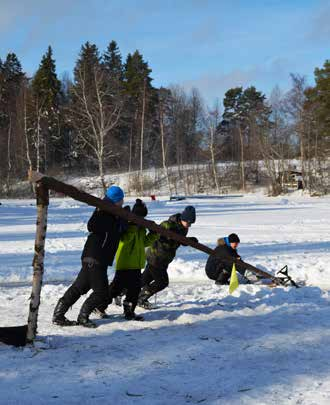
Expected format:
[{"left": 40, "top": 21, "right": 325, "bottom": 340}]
[{"left": 1, "top": 193, "right": 330, "bottom": 404}]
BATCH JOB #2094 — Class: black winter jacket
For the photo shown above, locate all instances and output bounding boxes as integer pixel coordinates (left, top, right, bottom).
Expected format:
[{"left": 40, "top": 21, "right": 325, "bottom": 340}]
[
  {"left": 81, "top": 208, "right": 126, "bottom": 266},
  {"left": 205, "top": 238, "right": 246, "bottom": 280}
]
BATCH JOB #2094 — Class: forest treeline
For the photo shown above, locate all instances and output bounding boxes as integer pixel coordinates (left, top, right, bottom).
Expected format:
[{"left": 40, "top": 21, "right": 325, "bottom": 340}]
[{"left": 0, "top": 41, "right": 329, "bottom": 196}]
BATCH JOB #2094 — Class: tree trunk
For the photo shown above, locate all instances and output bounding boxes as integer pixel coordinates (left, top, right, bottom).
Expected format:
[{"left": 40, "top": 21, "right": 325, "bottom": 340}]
[
  {"left": 26, "top": 182, "right": 49, "bottom": 343},
  {"left": 210, "top": 126, "right": 220, "bottom": 194},
  {"left": 24, "top": 93, "right": 35, "bottom": 194},
  {"left": 299, "top": 119, "right": 305, "bottom": 190},
  {"left": 238, "top": 125, "right": 246, "bottom": 191},
  {"left": 159, "top": 101, "right": 171, "bottom": 195},
  {"left": 98, "top": 152, "right": 107, "bottom": 193},
  {"left": 6, "top": 114, "right": 12, "bottom": 196},
  {"left": 24, "top": 94, "right": 33, "bottom": 171},
  {"left": 140, "top": 79, "right": 146, "bottom": 194},
  {"left": 44, "top": 133, "right": 47, "bottom": 173},
  {"left": 36, "top": 105, "right": 41, "bottom": 172}
]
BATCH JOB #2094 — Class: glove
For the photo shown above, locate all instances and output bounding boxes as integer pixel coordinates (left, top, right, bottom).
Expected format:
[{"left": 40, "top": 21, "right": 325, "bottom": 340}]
[
  {"left": 189, "top": 237, "right": 199, "bottom": 244},
  {"left": 123, "top": 205, "right": 131, "bottom": 212},
  {"left": 118, "top": 217, "right": 129, "bottom": 234}
]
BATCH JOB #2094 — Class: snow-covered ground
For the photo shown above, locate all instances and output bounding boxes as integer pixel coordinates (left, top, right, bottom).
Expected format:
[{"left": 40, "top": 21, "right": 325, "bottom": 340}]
[{"left": 1, "top": 192, "right": 330, "bottom": 404}]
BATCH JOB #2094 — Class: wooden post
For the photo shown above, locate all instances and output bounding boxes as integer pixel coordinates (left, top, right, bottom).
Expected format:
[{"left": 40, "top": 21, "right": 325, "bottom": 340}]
[{"left": 26, "top": 182, "right": 49, "bottom": 343}]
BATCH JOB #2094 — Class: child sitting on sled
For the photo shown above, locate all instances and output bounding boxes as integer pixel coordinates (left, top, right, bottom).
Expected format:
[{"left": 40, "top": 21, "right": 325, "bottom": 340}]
[{"left": 205, "top": 233, "right": 249, "bottom": 285}]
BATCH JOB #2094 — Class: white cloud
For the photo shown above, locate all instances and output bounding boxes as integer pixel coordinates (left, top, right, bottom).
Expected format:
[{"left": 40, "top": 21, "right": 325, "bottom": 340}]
[
  {"left": 307, "top": 3, "right": 330, "bottom": 42},
  {"left": 0, "top": 2, "right": 20, "bottom": 33},
  {"left": 180, "top": 58, "right": 291, "bottom": 104}
]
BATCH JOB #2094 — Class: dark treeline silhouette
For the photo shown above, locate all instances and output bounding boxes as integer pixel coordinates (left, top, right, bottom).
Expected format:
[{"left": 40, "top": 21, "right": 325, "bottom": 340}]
[{"left": 0, "top": 42, "right": 329, "bottom": 196}]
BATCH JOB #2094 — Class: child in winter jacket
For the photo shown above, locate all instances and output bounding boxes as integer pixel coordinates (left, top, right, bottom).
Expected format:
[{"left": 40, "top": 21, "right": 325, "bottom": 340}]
[
  {"left": 138, "top": 206, "right": 198, "bottom": 309},
  {"left": 52, "top": 185, "right": 126, "bottom": 328},
  {"left": 99, "top": 199, "right": 158, "bottom": 320},
  {"left": 205, "top": 233, "right": 246, "bottom": 284}
]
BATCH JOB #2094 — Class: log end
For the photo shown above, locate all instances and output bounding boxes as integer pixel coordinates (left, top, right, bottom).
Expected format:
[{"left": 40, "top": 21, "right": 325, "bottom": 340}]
[{"left": 28, "top": 170, "right": 45, "bottom": 183}]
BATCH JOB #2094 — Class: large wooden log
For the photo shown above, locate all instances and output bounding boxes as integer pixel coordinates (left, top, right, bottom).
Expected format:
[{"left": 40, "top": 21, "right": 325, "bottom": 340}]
[
  {"left": 26, "top": 182, "right": 49, "bottom": 343},
  {"left": 28, "top": 171, "right": 285, "bottom": 284}
]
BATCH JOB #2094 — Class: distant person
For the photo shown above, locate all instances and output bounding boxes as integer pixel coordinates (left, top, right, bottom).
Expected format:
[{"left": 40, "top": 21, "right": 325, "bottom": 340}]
[
  {"left": 96, "top": 199, "right": 158, "bottom": 321},
  {"left": 138, "top": 206, "right": 198, "bottom": 309},
  {"left": 52, "top": 185, "right": 126, "bottom": 328},
  {"left": 205, "top": 233, "right": 247, "bottom": 284},
  {"left": 297, "top": 175, "right": 304, "bottom": 190}
]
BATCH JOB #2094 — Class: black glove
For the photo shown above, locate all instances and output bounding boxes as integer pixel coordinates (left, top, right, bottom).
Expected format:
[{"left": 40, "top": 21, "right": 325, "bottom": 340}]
[
  {"left": 123, "top": 205, "right": 131, "bottom": 212},
  {"left": 189, "top": 237, "right": 199, "bottom": 244},
  {"left": 148, "top": 221, "right": 161, "bottom": 235}
]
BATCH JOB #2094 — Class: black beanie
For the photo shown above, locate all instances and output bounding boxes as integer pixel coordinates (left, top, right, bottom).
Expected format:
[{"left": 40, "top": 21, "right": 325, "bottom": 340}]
[
  {"left": 228, "top": 233, "right": 240, "bottom": 243},
  {"left": 181, "top": 206, "right": 196, "bottom": 223},
  {"left": 132, "top": 199, "right": 148, "bottom": 217}
]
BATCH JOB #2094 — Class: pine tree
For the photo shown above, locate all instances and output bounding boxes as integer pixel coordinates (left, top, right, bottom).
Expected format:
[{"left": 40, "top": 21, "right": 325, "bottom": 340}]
[
  {"left": 0, "top": 53, "right": 24, "bottom": 114},
  {"left": 0, "top": 57, "right": 5, "bottom": 121},
  {"left": 102, "top": 40, "right": 124, "bottom": 87},
  {"left": 31, "top": 46, "right": 62, "bottom": 171},
  {"left": 3, "top": 53, "right": 24, "bottom": 84},
  {"left": 223, "top": 86, "right": 270, "bottom": 134},
  {"left": 222, "top": 86, "right": 271, "bottom": 189},
  {"left": 32, "top": 46, "right": 61, "bottom": 111},
  {"left": 0, "top": 53, "right": 25, "bottom": 193},
  {"left": 123, "top": 50, "right": 156, "bottom": 191},
  {"left": 73, "top": 42, "right": 100, "bottom": 95},
  {"left": 124, "top": 51, "right": 152, "bottom": 98},
  {"left": 304, "top": 60, "right": 330, "bottom": 193},
  {"left": 306, "top": 60, "right": 330, "bottom": 142}
]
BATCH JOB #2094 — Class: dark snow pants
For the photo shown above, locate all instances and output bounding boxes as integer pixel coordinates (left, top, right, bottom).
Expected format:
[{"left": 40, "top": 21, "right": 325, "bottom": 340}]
[
  {"left": 206, "top": 265, "right": 230, "bottom": 285},
  {"left": 61, "top": 261, "right": 109, "bottom": 316},
  {"left": 140, "top": 262, "right": 169, "bottom": 297},
  {"left": 108, "top": 269, "right": 142, "bottom": 311},
  {"left": 205, "top": 255, "right": 231, "bottom": 285}
]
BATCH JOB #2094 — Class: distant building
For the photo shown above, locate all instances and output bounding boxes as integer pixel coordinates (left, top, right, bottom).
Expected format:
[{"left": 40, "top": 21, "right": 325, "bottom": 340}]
[{"left": 277, "top": 170, "right": 303, "bottom": 190}]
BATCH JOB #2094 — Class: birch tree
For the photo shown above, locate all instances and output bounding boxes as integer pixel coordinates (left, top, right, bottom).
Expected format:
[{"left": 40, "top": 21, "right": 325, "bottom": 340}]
[
  {"left": 205, "top": 101, "right": 221, "bottom": 193},
  {"left": 284, "top": 74, "right": 308, "bottom": 188},
  {"left": 71, "top": 42, "right": 124, "bottom": 192},
  {"left": 158, "top": 87, "right": 172, "bottom": 194}
]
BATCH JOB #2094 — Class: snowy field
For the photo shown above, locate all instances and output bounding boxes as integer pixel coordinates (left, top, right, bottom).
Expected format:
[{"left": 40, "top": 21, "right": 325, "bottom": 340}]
[{"left": 1, "top": 193, "right": 330, "bottom": 404}]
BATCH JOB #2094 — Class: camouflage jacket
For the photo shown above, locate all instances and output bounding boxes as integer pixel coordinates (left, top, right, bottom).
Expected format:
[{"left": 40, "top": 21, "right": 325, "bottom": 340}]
[{"left": 146, "top": 213, "right": 188, "bottom": 267}]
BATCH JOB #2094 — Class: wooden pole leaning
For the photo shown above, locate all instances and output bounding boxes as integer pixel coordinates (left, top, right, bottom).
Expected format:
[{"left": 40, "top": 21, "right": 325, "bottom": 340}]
[
  {"left": 26, "top": 178, "right": 49, "bottom": 343},
  {"left": 28, "top": 170, "right": 281, "bottom": 283}
]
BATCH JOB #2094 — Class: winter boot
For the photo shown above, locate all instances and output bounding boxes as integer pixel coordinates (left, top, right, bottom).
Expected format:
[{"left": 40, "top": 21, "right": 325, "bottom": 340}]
[
  {"left": 93, "top": 308, "right": 110, "bottom": 319},
  {"left": 77, "top": 304, "right": 97, "bottom": 328},
  {"left": 138, "top": 299, "right": 156, "bottom": 310},
  {"left": 123, "top": 301, "right": 144, "bottom": 321},
  {"left": 115, "top": 289, "right": 127, "bottom": 306},
  {"left": 137, "top": 288, "right": 155, "bottom": 310},
  {"left": 52, "top": 299, "right": 77, "bottom": 326}
]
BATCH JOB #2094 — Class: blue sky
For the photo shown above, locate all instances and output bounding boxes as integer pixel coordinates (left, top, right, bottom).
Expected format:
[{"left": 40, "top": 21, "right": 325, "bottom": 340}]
[{"left": 0, "top": 0, "right": 329, "bottom": 104}]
